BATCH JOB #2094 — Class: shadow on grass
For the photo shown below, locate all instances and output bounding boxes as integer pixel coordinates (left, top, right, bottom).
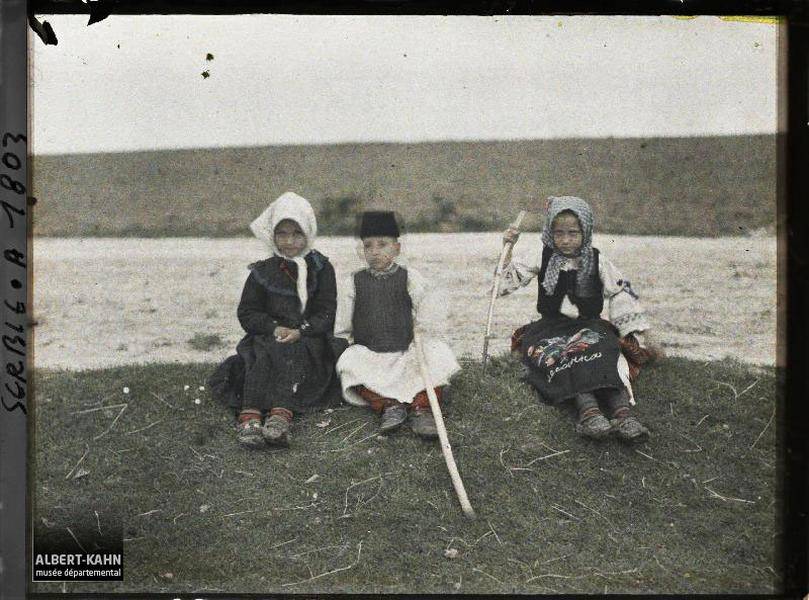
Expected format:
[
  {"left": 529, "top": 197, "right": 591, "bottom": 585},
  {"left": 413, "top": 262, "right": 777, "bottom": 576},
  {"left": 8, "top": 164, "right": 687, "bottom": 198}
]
[{"left": 31, "top": 356, "right": 778, "bottom": 594}]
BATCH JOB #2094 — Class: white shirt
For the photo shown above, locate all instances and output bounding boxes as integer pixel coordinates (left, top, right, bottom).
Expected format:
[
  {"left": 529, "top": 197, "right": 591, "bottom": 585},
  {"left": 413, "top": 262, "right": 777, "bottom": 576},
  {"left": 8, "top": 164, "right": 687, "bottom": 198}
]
[{"left": 499, "top": 248, "right": 651, "bottom": 339}]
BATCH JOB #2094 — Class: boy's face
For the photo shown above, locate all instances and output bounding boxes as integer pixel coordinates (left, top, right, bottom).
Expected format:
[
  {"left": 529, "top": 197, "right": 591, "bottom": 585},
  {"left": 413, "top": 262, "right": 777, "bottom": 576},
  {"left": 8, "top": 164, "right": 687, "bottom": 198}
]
[
  {"left": 274, "top": 219, "right": 307, "bottom": 258},
  {"left": 362, "top": 236, "right": 400, "bottom": 271},
  {"left": 551, "top": 212, "right": 583, "bottom": 257}
]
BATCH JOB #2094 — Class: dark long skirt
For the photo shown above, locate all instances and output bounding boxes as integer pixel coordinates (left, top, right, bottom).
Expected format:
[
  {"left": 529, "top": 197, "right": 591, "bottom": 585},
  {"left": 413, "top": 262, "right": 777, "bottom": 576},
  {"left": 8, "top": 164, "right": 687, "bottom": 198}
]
[
  {"left": 208, "top": 334, "right": 340, "bottom": 414},
  {"left": 517, "top": 316, "right": 625, "bottom": 405},
  {"left": 238, "top": 333, "right": 340, "bottom": 413}
]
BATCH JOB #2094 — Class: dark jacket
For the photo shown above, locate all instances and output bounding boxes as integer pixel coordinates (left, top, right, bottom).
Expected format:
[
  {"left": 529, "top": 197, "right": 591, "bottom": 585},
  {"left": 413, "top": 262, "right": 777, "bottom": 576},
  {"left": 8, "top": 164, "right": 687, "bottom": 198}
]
[
  {"left": 210, "top": 250, "right": 340, "bottom": 413},
  {"left": 238, "top": 250, "right": 337, "bottom": 337}
]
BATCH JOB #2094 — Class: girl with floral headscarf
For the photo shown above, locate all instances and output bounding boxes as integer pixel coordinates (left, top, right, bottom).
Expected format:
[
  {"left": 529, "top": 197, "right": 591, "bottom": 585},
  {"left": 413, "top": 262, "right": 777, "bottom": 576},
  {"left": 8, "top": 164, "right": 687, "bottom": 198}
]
[
  {"left": 212, "top": 192, "right": 340, "bottom": 449},
  {"left": 497, "top": 196, "right": 660, "bottom": 442}
]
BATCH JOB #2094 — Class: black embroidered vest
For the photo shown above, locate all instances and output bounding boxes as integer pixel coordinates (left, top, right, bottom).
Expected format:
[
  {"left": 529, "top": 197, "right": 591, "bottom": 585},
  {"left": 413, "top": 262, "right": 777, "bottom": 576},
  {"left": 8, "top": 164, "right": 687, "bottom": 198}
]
[
  {"left": 352, "top": 267, "right": 414, "bottom": 352},
  {"left": 537, "top": 246, "right": 603, "bottom": 319}
]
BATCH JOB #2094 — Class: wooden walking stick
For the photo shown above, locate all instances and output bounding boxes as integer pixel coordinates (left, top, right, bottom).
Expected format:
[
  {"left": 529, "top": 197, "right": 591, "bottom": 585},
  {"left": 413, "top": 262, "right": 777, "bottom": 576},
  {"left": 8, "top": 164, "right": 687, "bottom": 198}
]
[
  {"left": 482, "top": 210, "right": 526, "bottom": 369},
  {"left": 413, "top": 333, "right": 476, "bottom": 520}
]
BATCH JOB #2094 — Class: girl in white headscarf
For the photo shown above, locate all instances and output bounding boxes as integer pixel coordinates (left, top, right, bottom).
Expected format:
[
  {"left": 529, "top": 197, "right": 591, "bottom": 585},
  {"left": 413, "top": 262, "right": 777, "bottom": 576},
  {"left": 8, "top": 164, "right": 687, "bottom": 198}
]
[
  {"left": 225, "top": 192, "right": 340, "bottom": 449},
  {"left": 497, "top": 196, "right": 661, "bottom": 443}
]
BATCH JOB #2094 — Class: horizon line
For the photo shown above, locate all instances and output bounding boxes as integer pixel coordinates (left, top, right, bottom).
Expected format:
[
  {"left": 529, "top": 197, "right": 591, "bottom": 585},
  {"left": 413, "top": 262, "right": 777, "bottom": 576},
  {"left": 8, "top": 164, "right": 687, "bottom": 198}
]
[{"left": 31, "top": 131, "right": 779, "bottom": 157}]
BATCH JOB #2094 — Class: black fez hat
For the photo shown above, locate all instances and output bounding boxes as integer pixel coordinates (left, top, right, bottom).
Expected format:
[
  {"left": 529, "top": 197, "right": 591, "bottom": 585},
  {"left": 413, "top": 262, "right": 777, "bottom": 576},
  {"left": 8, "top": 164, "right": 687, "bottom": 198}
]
[{"left": 358, "top": 211, "right": 400, "bottom": 238}]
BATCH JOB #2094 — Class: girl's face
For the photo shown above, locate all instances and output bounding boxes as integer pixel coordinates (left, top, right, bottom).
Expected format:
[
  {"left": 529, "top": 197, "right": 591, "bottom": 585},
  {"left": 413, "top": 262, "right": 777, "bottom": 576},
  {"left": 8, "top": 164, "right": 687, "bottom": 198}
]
[
  {"left": 274, "top": 219, "right": 307, "bottom": 258},
  {"left": 362, "top": 236, "right": 400, "bottom": 271},
  {"left": 551, "top": 212, "right": 583, "bottom": 257}
]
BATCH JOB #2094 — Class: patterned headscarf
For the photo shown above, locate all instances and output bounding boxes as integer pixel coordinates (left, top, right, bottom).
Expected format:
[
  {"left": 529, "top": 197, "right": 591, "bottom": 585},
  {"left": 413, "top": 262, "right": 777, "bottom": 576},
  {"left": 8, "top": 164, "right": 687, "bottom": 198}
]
[{"left": 540, "top": 196, "right": 597, "bottom": 297}]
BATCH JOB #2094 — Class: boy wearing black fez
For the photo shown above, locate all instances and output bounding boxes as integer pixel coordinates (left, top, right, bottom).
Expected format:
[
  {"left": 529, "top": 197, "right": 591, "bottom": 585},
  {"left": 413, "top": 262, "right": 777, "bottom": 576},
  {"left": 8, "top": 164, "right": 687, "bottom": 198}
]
[{"left": 332, "top": 211, "right": 460, "bottom": 439}]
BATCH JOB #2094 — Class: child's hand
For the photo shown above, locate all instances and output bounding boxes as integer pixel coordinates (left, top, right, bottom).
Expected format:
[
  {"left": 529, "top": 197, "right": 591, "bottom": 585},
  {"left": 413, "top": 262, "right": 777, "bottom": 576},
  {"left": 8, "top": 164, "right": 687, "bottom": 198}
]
[
  {"left": 503, "top": 226, "right": 520, "bottom": 246},
  {"left": 274, "top": 326, "right": 301, "bottom": 344}
]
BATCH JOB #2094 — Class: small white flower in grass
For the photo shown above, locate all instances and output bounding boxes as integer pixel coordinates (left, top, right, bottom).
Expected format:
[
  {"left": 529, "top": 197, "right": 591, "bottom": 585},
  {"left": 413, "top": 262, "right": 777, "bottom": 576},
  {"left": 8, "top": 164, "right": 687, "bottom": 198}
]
[
  {"left": 198, "top": 386, "right": 205, "bottom": 391},
  {"left": 194, "top": 398, "right": 201, "bottom": 405},
  {"left": 183, "top": 385, "right": 190, "bottom": 391},
  {"left": 199, "top": 504, "right": 210, "bottom": 513},
  {"left": 122, "top": 387, "right": 130, "bottom": 394},
  {"left": 444, "top": 548, "right": 459, "bottom": 559},
  {"left": 312, "top": 492, "right": 318, "bottom": 500}
]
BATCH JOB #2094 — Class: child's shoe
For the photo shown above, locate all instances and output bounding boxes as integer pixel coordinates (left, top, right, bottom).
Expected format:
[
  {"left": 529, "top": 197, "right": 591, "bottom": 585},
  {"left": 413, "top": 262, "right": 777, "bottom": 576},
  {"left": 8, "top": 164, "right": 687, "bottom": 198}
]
[
  {"left": 610, "top": 416, "right": 649, "bottom": 443},
  {"left": 575, "top": 412, "right": 612, "bottom": 439},
  {"left": 410, "top": 408, "right": 439, "bottom": 440},
  {"left": 380, "top": 402, "right": 407, "bottom": 432},
  {"left": 262, "top": 411, "right": 291, "bottom": 446},
  {"left": 236, "top": 412, "right": 264, "bottom": 449}
]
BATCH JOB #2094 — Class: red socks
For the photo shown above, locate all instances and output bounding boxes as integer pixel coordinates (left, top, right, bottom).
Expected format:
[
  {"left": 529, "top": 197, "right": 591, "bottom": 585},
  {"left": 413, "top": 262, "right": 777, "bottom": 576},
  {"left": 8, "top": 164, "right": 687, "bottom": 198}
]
[
  {"left": 353, "top": 385, "right": 444, "bottom": 413},
  {"left": 238, "top": 408, "right": 293, "bottom": 423},
  {"left": 238, "top": 409, "right": 261, "bottom": 424},
  {"left": 269, "top": 407, "right": 294, "bottom": 422},
  {"left": 612, "top": 406, "right": 630, "bottom": 420},
  {"left": 411, "top": 387, "right": 443, "bottom": 413}
]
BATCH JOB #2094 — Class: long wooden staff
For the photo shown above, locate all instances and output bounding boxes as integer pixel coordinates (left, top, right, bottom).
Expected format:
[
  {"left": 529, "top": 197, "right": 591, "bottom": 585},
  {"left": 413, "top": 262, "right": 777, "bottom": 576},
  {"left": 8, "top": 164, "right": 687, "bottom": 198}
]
[
  {"left": 413, "top": 333, "right": 475, "bottom": 519},
  {"left": 482, "top": 210, "right": 526, "bottom": 368}
]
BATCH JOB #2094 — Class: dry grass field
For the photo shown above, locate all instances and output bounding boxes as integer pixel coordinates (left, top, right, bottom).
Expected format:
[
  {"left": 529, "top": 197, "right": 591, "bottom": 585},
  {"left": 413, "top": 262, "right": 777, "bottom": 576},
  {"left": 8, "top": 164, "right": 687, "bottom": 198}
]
[{"left": 32, "top": 232, "right": 777, "bottom": 370}]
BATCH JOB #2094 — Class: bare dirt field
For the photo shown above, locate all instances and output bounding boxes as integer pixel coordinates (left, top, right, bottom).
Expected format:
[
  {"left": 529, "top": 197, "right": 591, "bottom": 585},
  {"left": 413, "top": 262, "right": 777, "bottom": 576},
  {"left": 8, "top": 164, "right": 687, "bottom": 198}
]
[{"left": 32, "top": 233, "right": 778, "bottom": 371}]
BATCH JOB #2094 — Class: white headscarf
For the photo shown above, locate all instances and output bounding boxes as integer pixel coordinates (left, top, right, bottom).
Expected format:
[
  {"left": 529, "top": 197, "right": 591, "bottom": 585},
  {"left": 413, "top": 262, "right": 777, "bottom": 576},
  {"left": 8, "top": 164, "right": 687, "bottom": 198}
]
[{"left": 249, "top": 191, "right": 318, "bottom": 313}]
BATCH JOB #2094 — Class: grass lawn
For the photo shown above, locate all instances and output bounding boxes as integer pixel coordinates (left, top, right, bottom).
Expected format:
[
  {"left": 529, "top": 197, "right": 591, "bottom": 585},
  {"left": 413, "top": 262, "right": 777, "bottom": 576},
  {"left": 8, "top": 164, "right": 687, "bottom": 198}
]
[{"left": 31, "top": 356, "right": 778, "bottom": 594}]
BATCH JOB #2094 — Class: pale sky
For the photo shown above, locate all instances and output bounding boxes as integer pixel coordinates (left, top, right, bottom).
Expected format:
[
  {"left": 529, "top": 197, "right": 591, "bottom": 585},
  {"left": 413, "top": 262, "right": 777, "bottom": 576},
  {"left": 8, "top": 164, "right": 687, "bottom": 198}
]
[{"left": 30, "top": 15, "right": 778, "bottom": 154}]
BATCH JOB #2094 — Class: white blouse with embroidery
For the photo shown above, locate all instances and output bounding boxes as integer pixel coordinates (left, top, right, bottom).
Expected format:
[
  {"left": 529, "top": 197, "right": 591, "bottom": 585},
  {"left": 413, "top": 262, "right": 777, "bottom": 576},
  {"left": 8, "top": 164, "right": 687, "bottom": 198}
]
[{"left": 498, "top": 247, "right": 651, "bottom": 340}]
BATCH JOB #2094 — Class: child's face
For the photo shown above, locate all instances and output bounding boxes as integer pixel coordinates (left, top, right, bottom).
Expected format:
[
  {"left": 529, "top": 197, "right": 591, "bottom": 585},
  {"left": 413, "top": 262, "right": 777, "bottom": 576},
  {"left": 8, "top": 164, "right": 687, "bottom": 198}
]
[
  {"left": 362, "top": 236, "right": 400, "bottom": 271},
  {"left": 274, "top": 219, "right": 307, "bottom": 258},
  {"left": 551, "top": 212, "right": 583, "bottom": 257}
]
